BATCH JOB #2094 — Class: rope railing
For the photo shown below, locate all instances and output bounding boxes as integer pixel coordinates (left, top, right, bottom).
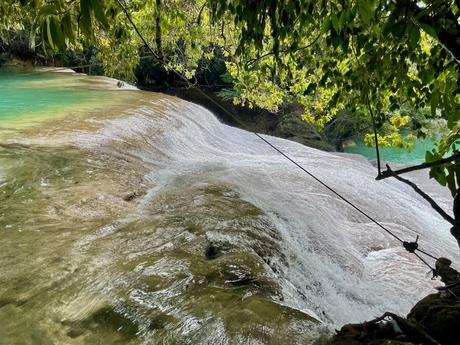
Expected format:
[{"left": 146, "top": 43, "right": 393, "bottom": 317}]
[{"left": 112, "top": 0, "right": 443, "bottom": 275}]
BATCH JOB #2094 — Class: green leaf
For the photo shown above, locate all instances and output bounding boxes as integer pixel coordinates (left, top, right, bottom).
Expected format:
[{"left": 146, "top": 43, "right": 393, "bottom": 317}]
[
  {"left": 49, "top": 16, "right": 66, "bottom": 50},
  {"left": 408, "top": 25, "right": 420, "bottom": 48},
  {"left": 29, "top": 22, "right": 36, "bottom": 50},
  {"left": 91, "top": 0, "right": 109, "bottom": 30},
  {"left": 61, "top": 13, "right": 75, "bottom": 43},
  {"left": 421, "top": 69, "right": 435, "bottom": 84},
  {"left": 45, "top": 16, "right": 55, "bottom": 50},
  {"left": 321, "top": 17, "right": 331, "bottom": 34},
  {"left": 338, "top": 10, "right": 348, "bottom": 30},
  {"left": 430, "top": 166, "right": 447, "bottom": 186},
  {"left": 430, "top": 91, "right": 439, "bottom": 117},
  {"left": 38, "top": 4, "right": 57, "bottom": 17},
  {"left": 331, "top": 13, "right": 340, "bottom": 33},
  {"left": 447, "top": 165, "right": 457, "bottom": 196},
  {"left": 40, "top": 18, "right": 47, "bottom": 51},
  {"left": 80, "top": 0, "right": 92, "bottom": 36},
  {"left": 448, "top": 107, "right": 460, "bottom": 130},
  {"left": 425, "top": 150, "right": 436, "bottom": 162},
  {"left": 419, "top": 23, "right": 437, "bottom": 39},
  {"left": 357, "top": 0, "right": 375, "bottom": 25}
]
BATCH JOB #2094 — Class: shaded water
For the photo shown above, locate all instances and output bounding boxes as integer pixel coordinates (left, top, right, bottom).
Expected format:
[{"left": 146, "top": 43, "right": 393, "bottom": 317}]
[{"left": 1, "top": 69, "right": 458, "bottom": 344}]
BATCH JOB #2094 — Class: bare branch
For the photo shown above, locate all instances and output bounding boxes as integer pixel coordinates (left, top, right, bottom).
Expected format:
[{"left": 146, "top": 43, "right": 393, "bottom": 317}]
[
  {"left": 376, "top": 152, "right": 460, "bottom": 180},
  {"left": 366, "top": 93, "right": 382, "bottom": 176},
  {"left": 245, "top": 34, "right": 321, "bottom": 67},
  {"left": 385, "top": 164, "right": 455, "bottom": 225},
  {"left": 195, "top": 3, "right": 206, "bottom": 25}
]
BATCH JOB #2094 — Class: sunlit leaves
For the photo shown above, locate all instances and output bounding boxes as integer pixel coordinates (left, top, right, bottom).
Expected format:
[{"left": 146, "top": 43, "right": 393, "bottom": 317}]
[
  {"left": 17, "top": 0, "right": 111, "bottom": 51},
  {"left": 390, "top": 113, "right": 410, "bottom": 128},
  {"left": 3, "top": 0, "right": 460, "bottom": 198}
]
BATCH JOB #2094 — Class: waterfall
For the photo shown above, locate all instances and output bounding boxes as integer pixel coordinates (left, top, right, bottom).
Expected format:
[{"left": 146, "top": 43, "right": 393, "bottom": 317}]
[
  {"left": 1, "top": 70, "right": 458, "bottom": 344},
  {"left": 74, "top": 95, "right": 458, "bottom": 324}
]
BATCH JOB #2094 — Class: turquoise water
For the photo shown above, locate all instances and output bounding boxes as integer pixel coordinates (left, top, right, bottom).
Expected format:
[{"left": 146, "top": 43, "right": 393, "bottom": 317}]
[
  {"left": 0, "top": 69, "right": 91, "bottom": 122},
  {"left": 0, "top": 69, "right": 434, "bottom": 166},
  {"left": 344, "top": 139, "right": 435, "bottom": 165},
  {"left": 0, "top": 69, "right": 136, "bottom": 133}
]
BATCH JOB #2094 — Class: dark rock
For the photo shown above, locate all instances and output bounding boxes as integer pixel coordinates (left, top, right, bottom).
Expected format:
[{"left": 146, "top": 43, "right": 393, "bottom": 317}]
[
  {"left": 147, "top": 314, "right": 175, "bottom": 330},
  {"left": 204, "top": 242, "right": 220, "bottom": 260},
  {"left": 274, "top": 111, "right": 334, "bottom": 151},
  {"left": 407, "top": 292, "right": 460, "bottom": 345},
  {"left": 435, "top": 257, "right": 460, "bottom": 286},
  {"left": 331, "top": 312, "right": 440, "bottom": 345},
  {"left": 66, "top": 327, "right": 85, "bottom": 338},
  {"left": 122, "top": 191, "right": 139, "bottom": 202},
  {"left": 331, "top": 320, "right": 399, "bottom": 345}
]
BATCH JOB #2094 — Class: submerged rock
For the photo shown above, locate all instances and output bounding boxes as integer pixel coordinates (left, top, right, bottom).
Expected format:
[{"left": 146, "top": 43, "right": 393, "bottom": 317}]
[
  {"left": 204, "top": 241, "right": 222, "bottom": 260},
  {"left": 122, "top": 191, "right": 140, "bottom": 202},
  {"left": 62, "top": 306, "right": 139, "bottom": 341}
]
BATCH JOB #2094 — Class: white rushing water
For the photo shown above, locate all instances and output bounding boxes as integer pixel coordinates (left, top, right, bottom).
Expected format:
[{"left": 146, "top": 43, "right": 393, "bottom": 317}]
[
  {"left": 75, "top": 95, "right": 459, "bottom": 328},
  {"left": 3, "top": 69, "right": 459, "bottom": 343}
]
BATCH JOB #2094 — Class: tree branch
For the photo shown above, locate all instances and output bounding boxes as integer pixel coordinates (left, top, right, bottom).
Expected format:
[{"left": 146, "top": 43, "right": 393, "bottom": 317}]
[
  {"left": 376, "top": 152, "right": 460, "bottom": 180},
  {"left": 195, "top": 3, "right": 206, "bottom": 25},
  {"left": 366, "top": 93, "right": 382, "bottom": 176},
  {"left": 245, "top": 34, "right": 320, "bottom": 67},
  {"left": 154, "top": 0, "right": 164, "bottom": 63},
  {"left": 385, "top": 164, "right": 455, "bottom": 225}
]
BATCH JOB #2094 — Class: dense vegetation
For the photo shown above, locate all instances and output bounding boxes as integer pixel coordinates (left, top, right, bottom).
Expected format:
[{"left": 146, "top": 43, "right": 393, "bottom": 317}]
[{"left": 1, "top": 0, "right": 460, "bottom": 244}]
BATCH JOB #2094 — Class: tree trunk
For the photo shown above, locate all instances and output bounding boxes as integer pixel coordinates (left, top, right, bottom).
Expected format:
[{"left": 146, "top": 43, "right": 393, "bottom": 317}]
[
  {"left": 451, "top": 191, "right": 460, "bottom": 246},
  {"left": 155, "top": 0, "right": 164, "bottom": 63}
]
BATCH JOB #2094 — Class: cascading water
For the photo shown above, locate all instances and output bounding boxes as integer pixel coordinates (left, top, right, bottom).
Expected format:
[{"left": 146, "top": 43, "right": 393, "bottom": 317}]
[{"left": 1, "top": 69, "right": 458, "bottom": 344}]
